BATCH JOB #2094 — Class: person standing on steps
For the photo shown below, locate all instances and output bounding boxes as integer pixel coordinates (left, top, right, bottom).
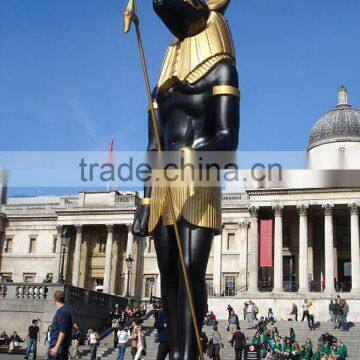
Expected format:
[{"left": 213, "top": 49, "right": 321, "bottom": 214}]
[
  {"left": 228, "top": 310, "right": 240, "bottom": 340},
  {"left": 301, "top": 299, "right": 309, "bottom": 321},
  {"left": 87, "top": 329, "right": 99, "bottom": 360},
  {"left": 116, "top": 326, "right": 130, "bottom": 360},
  {"left": 154, "top": 312, "right": 170, "bottom": 360},
  {"left": 290, "top": 303, "right": 298, "bottom": 322},
  {"left": 211, "top": 325, "right": 223, "bottom": 360},
  {"left": 307, "top": 302, "right": 315, "bottom": 330},
  {"left": 230, "top": 325, "right": 245, "bottom": 360},
  {"left": 24, "top": 319, "right": 40, "bottom": 360}
]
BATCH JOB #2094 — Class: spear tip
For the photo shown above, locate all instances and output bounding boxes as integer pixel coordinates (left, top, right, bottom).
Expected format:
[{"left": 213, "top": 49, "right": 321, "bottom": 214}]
[{"left": 123, "top": 0, "right": 137, "bottom": 33}]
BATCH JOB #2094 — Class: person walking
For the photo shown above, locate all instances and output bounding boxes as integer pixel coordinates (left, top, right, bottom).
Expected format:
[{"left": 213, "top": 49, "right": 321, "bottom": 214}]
[
  {"left": 133, "top": 325, "right": 146, "bottom": 360},
  {"left": 228, "top": 310, "right": 240, "bottom": 340},
  {"left": 211, "top": 325, "right": 223, "bottom": 360},
  {"left": 48, "top": 290, "right": 73, "bottom": 360},
  {"left": 246, "top": 300, "right": 254, "bottom": 329},
  {"left": 87, "top": 329, "right": 99, "bottom": 360},
  {"left": 230, "top": 325, "right": 245, "bottom": 360},
  {"left": 25, "top": 319, "right": 40, "bottom": 360},
  {"left": 290, "top": 303, "right": 298, "bottom": 321},
  {"left": 333, "top": 299, "right": 340, "bottom": 328},
  {"left": 116, "top": 326, "right": 130, "bottom": 360},
  {"left": 69, "top": 322, "right": 81, "bottom": 359}
]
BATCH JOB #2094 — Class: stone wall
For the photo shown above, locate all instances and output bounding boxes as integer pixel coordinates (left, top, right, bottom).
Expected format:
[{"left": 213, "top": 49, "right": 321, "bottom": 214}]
[{"left": 0, "top": 283, "right": 127, "bottom": 354}]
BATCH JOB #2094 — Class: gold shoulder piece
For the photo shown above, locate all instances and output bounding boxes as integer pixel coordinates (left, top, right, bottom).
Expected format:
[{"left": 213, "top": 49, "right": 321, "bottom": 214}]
[
  {"left": 213, "top": 85, "right": 240, "bottom": 99},
  {"left": 157, "top": 12, "right": 235, "bottom": 94}
]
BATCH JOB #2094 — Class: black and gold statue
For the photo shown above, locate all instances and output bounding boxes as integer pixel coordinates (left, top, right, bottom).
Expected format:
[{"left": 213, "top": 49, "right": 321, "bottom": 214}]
[{"left": 124, "top": 1, "right": 239, "bottom": 359}]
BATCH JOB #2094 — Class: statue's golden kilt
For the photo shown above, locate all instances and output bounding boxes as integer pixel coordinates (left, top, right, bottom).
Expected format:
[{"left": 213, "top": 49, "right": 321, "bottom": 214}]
[{"left": 148, "top": 186, "right": 222, "bottom": 235}]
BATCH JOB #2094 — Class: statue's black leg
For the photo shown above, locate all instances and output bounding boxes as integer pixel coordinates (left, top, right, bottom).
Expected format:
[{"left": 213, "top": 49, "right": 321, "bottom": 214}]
[
  {"left": 178, "top": 217, "right": 214, "bottom": 360},
  {"left": 154, "top": 225, "right": 181, "bottom": 360}
]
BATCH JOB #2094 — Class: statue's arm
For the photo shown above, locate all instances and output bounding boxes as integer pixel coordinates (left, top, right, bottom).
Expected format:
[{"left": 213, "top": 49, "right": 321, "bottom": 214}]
[
  {"left": 133, "top": 96, "right": 162, "bottom": 236},
  {"left": 194, "top": 62, "right": 240, "bottom": 152}
]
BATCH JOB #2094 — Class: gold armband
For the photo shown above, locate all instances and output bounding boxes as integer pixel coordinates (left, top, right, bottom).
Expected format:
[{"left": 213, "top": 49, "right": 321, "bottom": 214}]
[
  {"left": 213, "top": 85, "right": 240, "bottom": 99},
  {"left": 141, "top": 198, "right": 151, "bottom": 206},
  {"left": 148, "top": 101, "right": 158, "bottom": 111}
]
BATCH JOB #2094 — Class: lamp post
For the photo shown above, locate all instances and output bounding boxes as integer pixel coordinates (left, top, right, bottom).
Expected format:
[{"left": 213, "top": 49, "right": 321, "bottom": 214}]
[
  {"left": 125, "top": 254, "right": 134, "bottom": 298},
  {"left": 149, "top": 278, "right": 155, "bottom": 299},
  {"left": 57, "top": 228, "right": 71, "bottom": 284}
]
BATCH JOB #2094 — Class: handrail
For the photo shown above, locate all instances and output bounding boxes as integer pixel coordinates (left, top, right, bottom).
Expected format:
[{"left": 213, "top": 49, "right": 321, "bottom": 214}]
[{"left": 98, "top": 308, "right": 161, "bottom": 342}]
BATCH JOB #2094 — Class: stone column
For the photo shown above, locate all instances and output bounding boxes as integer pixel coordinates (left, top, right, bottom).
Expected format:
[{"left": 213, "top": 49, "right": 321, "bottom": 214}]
[
  {"left": 103, "top": 224, "right": 114, "bottom": 294},
  {"left": 123, "top": 225, "right": 134, "bottom": 296},
  {"left": 349, "top": 203, "right": 360, "bottom": 294},
  {"left": 273, "top": 205, "right": 284, "bottom": 292},
  {"left": 323, "top": 204, "right": 335, "bottom": 292},
  {"left": 72, "top": 225, "right": 82, "bottom": 287},
  {"left": 238, "top": 221, "right": 249, "bottom": 288},
  {"left": 298, "top": 205, "right": 309, "bottom": 292},
  {"left": 248, "top": 206, "right": 259, "bottom": 292},
  {"left": 213, "top": 229, "right": 223, "bottom": 296},
  {"left": 54, "top": 225, "right": 63, "bottom": 282}
]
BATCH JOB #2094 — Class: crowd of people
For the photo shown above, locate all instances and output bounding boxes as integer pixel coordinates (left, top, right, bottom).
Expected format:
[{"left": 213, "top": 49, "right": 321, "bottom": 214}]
[{"left": 201, "top": 302, "right": 350, "bottom": 360}]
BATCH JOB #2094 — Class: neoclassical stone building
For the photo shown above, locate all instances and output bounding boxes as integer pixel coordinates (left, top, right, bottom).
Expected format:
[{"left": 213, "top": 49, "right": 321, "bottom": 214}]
[{"left": 1, "top": 87, "right": 360, "bottom": 320}]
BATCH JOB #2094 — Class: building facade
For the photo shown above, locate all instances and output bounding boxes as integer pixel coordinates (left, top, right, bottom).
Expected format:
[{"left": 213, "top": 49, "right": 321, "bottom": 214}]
[{"left": 1, "top": 87, "right": 360, "bottom": 320}]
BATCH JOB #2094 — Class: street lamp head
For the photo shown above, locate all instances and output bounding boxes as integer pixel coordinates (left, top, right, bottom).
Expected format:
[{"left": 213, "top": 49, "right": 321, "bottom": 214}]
[
  {"left": 60, "top": 228, "right": 71, "bottom": 247},
  {"left": 125, "top": 254, "right": 134, "bottom": 270}
]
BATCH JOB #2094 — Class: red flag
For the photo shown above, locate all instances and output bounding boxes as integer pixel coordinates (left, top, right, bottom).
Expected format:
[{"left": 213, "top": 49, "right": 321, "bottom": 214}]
[
  {"left": 260, "top": 219, "right": 273, "bottom": 267},
  {"left": 108, "top": 137, "right": 114, "bottom": 165}
]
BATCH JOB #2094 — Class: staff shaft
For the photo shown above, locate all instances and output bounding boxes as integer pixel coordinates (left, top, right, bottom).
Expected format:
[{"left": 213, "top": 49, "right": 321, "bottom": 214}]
[{"left": 130, "top": 12, "right": 204, "bottom": 360}]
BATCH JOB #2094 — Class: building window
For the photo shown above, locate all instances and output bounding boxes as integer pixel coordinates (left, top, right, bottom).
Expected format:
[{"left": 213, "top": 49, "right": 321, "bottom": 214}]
[
  {"left": 52, "top": 237, "right": 57, "bottom": 254},
  {"left": 99, "top": 238, "right": 106, "bottom": 254},
  {"left": 29, "top": 237, "right": 37, "bottom": 253},
  {"left": 23, "top": 273, "right": 36, "bottom": 283},
  {"left": 0, "top": 273, "right": 12, "bottom": 282},
  {"left": 3, "top": 238, "right": 13, "bottom": 254},
  {"left": 226, "top": 233, "right": 236, "bottom": 251},
  {"left": 206, "top": 278, "right": 214, "bottom": 296},
  {"left": 144, "top": 276, "right": 156, "bottom": 298},
  {"left": 224, "top": 275, "right": 236, "bottom": 296}
]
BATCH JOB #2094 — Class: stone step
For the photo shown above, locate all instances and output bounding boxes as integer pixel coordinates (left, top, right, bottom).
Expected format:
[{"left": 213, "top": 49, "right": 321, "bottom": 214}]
[{"left": 79, "top": 320, "right": 360, "bottom": 359}]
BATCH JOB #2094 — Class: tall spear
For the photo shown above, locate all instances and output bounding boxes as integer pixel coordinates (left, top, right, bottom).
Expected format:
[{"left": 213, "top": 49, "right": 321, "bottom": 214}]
[{"left": 123, "top": 1, "right": 204, "bottom": 358}]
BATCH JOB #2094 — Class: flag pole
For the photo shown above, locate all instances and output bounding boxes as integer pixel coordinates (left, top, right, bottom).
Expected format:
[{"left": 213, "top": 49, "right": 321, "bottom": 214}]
[{"left": 123, "top": 1, "right": 204, "bottom": 358}]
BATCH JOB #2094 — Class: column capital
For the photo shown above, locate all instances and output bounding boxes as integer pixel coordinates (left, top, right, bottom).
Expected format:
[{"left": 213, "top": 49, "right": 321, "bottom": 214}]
[
  {"left": 249, "top": 206, "right": 259, "bottom": 218},
  {"left": 272, "top": 205, "right": 284, "bottom": 217},
  {"left": 106, "top": 224, "right": 114, "bottom": 233},
  {"left": 126, "top": 224, "right": 133, "bottom": 233},
  {"left": 56, "top": 225, "right": 63, "bottom": 234},
  {"left": 75, "top": 224, "right": 82, "bottom": 233},
  {"left": 238, "top": 221, "right": 250, "bottom": 229},
  {"left": 348, "top": 203, "right": 359, "bottom": 216},
  {"left": 323, "top": 204, "right": 334, "bottom": 216},
  {"left": 297, "top": 204, "right": 309, "bottom": 217}
]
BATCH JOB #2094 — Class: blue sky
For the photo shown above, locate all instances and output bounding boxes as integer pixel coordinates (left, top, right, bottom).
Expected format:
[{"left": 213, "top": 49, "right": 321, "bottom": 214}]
[{"left": 1, "top": 0, "right": 360, "bottom": 195}]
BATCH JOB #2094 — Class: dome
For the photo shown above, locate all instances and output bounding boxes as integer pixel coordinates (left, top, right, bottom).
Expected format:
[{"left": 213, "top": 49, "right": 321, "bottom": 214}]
[{"left": 308, "top": 86, "right": 360, "bottom": 150}]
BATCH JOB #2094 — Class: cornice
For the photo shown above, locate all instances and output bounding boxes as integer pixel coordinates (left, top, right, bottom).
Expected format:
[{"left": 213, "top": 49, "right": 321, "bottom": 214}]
[
  {"left": 56, "top": 209, "right": 135, "bottom": 216},
  {"left": 246, "top": 187, "right": 360, "bottom": 197}
]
